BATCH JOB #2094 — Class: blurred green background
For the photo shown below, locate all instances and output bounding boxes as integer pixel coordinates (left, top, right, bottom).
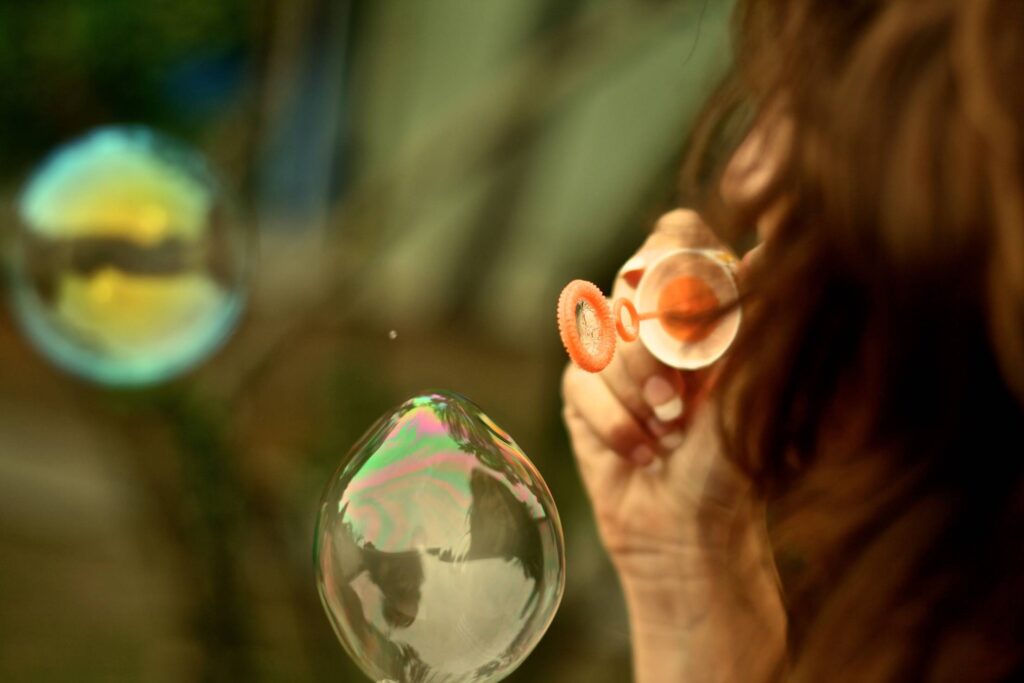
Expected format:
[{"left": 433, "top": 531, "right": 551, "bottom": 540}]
[{"left": 0, "top": 1, "right": 734, "bottom": 680}]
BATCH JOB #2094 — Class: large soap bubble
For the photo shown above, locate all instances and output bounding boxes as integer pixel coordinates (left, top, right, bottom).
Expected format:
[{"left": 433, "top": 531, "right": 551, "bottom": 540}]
[
  {"left": 7, "top": 126, "right": 249, "bottom": 386},
  {"left": 314, "top": 391, "right": 565, "bottom": 683}
]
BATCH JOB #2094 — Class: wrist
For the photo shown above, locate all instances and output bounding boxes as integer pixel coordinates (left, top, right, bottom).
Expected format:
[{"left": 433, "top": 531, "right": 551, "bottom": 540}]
[
  {"left": 619, "top": 537, "right": 787, "bottom": 683},
  {"left": 609, "top": 496, "right": 768, "bottom": 586},
  {"left": 616, "top": 504, "right": 779, "bottom": 627},
  {"left": 617, "top": 543, "right": 728, "bottom": 629}
]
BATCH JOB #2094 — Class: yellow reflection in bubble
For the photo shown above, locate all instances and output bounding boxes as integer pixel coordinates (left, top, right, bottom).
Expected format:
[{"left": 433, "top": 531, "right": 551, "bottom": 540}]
[
  {"left": 21, "top": 130, "right": 211, "bottom": 245},
  {"left": 56, "top": 269, "right": 228, "bottom": 354}
]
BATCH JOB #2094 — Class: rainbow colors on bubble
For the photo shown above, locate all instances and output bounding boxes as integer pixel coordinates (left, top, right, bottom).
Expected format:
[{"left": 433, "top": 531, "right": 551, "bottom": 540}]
[
  {"left": 8, "top": 126, "right": 249, "bottom": 386},
  {"left": 314, "top": 391, "right": 565, "bottom": 683}
]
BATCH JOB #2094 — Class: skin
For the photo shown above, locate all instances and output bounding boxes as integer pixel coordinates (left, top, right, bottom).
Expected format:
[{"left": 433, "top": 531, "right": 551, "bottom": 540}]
[{"left": 561, "top": 208, "right": 786, "bottom": 682}]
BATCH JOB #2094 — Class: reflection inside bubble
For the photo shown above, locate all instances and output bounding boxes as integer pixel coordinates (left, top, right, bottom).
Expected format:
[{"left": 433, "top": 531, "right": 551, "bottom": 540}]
[
  {"left": 315, "top": 392, "right": 565, "bottom": 683},
  {"left": 8, "top": 126, "right": 248, "bottom": 386}
]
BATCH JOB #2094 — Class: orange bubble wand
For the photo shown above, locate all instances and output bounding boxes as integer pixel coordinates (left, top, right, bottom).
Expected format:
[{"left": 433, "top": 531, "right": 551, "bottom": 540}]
[{"left": 557, "top": 249, "right": 741, "bottom": 373}]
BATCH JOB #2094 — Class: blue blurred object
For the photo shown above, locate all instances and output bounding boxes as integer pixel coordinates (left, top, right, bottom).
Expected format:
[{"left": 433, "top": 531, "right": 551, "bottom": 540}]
[{"left": 163, "top": 49, "right": 248, "bottom": 120}]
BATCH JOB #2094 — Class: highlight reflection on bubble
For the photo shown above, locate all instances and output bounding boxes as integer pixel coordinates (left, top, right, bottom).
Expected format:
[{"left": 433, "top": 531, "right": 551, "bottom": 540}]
[
  {"left": 8, "top": 126, "right": 249, "bottom": 386},
  {"left": 314, "top": 391, "right": 565, "bottom": 683}
]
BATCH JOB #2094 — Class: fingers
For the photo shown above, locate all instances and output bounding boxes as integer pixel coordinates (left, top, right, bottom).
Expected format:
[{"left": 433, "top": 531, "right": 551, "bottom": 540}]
[
  {"left": 562, "top": 363, "right": 659, "bottom": 466},
  {"left": 603, "top": 339, "right": 687, "bottom": 442},
  {"left": 562, "top": 209, "right": 730, "bottom": 471},
  {"left": 599, "top": 209, "right": 725, "bottom": 444}
]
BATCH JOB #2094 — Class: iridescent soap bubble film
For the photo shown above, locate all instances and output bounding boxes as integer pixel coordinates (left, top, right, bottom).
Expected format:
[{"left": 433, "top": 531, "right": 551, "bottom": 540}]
[
  {"left": 314, "top": 392, "right": 566, "bottom": 683},
  {"left": 7, "top": 126, "right": 249, "bottom": 386}
]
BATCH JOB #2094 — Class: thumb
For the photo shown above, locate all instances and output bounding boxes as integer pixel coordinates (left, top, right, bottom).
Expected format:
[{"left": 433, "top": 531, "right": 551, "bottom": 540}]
[{"left": 616, "top": 209, "right": 727, "bottom": 293}]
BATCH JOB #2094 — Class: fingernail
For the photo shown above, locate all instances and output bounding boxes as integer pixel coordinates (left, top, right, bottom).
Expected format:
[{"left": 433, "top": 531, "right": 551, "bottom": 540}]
[
  {"left": 630, "top": 444, "right": 656, "bottom": 466},
  {"left": 660, "top": 431, "right": 685, "bottom": 450},
  {"left": 644, "top": 376, "right": 684, "bottom": 422}
]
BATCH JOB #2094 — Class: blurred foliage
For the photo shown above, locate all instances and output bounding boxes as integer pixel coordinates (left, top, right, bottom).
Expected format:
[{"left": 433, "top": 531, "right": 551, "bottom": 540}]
[{"left": 0, "top": 0, "right": 262, "bottom": 170}]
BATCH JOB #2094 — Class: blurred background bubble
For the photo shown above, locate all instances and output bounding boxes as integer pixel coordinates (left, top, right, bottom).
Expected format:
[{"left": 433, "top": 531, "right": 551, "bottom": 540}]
[
  {"left": 10, "top": 126, "right": 248, "bottom": 385},
  {"left": 0, "top": 0, "right": 734, "bottom": 680}
]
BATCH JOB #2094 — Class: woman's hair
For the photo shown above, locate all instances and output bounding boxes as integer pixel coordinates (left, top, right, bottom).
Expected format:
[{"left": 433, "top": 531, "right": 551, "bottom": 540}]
[{"left": 686, "top": 1, "right": 1024, "bottom": 680}]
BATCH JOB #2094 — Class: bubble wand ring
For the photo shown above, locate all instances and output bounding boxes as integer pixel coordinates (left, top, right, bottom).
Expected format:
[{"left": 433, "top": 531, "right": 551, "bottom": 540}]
[
  {"left": 612, "top": 297, "right": 640, "bottom": 342},
  {"left": 557, "top": 280, "right": 616, "bottom": 372}
]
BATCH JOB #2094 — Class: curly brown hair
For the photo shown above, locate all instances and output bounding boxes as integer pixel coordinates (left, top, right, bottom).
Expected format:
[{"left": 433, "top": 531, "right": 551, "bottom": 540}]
[{"left": 687, "top": 1, "right": 1024, "bottom": 680}]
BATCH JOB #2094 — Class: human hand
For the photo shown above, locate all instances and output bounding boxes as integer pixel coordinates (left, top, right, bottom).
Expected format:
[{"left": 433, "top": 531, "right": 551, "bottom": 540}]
[
  {"left": 561, "top": 209, "right": 785, "bottom": 682},
  {"left": 561, "top": 209, "right": 753, "bottom": 581}
]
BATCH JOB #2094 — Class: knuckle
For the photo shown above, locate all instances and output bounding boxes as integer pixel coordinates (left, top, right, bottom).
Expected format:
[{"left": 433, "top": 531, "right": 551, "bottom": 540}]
[
  {"left": 606, "top": 420, "right": 643, "bottom": 455},
  {"left": 560, "top": 363, "right": 579, "bottom": 397},
  {"left": 616, "top": 341, "right": 660, "bottom": 380},
  {"left": 654, "top": 208, "right": 701, "bottom": 233},
  {"left": 651, "top": 209, "right": 720, "bottom": 249}
]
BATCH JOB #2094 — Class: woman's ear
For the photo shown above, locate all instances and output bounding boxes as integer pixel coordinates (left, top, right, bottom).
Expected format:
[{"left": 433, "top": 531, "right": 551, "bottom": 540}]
[{"left": 720, "top": 114, "right": 792, "bottom": 229}]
